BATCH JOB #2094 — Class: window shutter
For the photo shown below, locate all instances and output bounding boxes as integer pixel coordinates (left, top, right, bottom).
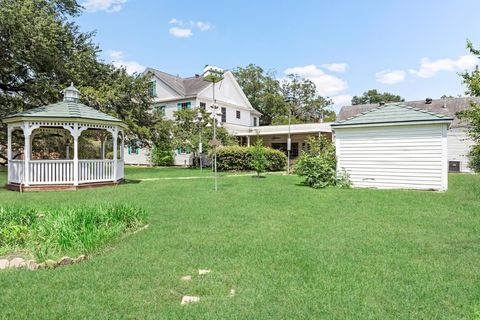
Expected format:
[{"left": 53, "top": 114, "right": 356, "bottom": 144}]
[
  {"left": 135, "top": 148, "right": 139, "bottom": 155},
  {"left": 152, "top": 80, "right": 156, "bottom": 97},
  {"left": 186, "top": 147, "right": 190, "bottom": 154},
  {"left": 127, "top": 146, "right": 131, "bottom": 154},
  {"left": 177, "top": 103, "right": 181, "bottom": 110},
  {"left": 187, "top": 102, "right": 191, "bottom": 109},
  {"left": 177, "top": 148, "right": 181, "bottom": 154}
]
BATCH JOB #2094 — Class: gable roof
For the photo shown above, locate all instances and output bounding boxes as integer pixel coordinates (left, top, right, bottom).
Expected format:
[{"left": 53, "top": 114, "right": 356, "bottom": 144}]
[
  {"left": 3, "top": 101, "right": 124, "bottom": 126},
  {"left": 332, "top": 103, "right": 453, "bottom": 128},
  {"left": 337, "top": 97, "right": 480, "bottom": 127},
  {"left": 145, "top": 67, "right": 210, "bottom": 97}
]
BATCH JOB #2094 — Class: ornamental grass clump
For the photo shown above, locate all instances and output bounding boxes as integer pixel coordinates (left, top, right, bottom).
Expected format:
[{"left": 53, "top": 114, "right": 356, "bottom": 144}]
[
  {"left": 0, "top": 204, "right": 147, "bottom": 260},
  {"left": 295, "top": 136, "right": 351, "bottom": 189}
]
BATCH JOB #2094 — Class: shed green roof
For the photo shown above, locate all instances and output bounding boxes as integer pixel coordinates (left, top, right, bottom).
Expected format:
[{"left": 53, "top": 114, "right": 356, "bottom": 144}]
[
  {"left": 3, "top": 101, "right": 123, "bottom": 125},
  {"left": 331, "top": 103, "right": 453, "bottom": 128}
]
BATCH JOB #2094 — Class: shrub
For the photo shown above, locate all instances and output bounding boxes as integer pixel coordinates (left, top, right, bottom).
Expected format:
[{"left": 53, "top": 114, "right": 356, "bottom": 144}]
[
  {"left": 216, "top": 145, "right": 287, "bottom": 171},
  {"left": 151, "top": 147, "right": 174, "bottom": 166},
  {"left": 468, "top": 145, "right": 480, "bottom": 173},
  {"left": 295, "top": 136, "right": 350, "bottom": 189},
  {"left": 251, "top": 139, "right": 269, "bottom": 177}
]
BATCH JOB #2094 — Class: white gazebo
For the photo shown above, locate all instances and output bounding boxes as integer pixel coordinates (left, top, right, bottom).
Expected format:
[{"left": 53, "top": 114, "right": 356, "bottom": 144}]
[{"left": 3, "top": 84, "right": 127, "bottom": 191}]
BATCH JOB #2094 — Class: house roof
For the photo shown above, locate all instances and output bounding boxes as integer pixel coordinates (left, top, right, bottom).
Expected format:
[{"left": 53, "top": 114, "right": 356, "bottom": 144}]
[
  {"left": 3, "top": 101, "right": 124, "bottom": 125},
  {"left": 145, "top": 67, "right": 210, "bottom": 97},
  {"left": 337, "top": 97, "right": 480, "bottom": 127},
  {"left": 332, "top": 103, "right": 453, "bottom": 128}
]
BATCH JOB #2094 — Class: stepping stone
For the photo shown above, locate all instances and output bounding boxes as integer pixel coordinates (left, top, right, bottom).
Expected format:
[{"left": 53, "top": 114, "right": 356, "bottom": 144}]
[
  {"left": 229, "top": 288, "right": 235, "bottom": 297},
  {"left": 26, "top": 260, "right": 38, "bottom": 270},
  {"left": 0, "top": 259, "right": 9, "bottom": 270},
  {"left": 45, "top": 259, "right": 57, "bottom": 269},
  {"left": 181, "top": 275, "right": 192, "bottom": 281},
  {"left": 198, "top": 269, "right": 211, "bottom": 275},
  {"left": 9, "top": 258, "right": 25, "bottom": 268},
  {"left": 181, "top": 296, "right": 200, "bottom": 305},
  {"left": 58, "top": 256, "right": 73, "bottom": 266}
]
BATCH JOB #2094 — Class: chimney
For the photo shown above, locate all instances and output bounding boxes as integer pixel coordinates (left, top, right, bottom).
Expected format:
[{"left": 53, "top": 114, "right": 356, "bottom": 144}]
[
  {"left": 425, "top": 98, "right": 433, "bottom": 104},
  {"left": 443, "top": 97, "right": 447, "bottom": 108}
]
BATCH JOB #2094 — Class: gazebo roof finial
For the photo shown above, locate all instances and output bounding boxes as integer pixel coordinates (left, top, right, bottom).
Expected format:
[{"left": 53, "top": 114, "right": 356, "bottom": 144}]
[{"left": 62, "top": 82, "right": 80, "bottom": 103}]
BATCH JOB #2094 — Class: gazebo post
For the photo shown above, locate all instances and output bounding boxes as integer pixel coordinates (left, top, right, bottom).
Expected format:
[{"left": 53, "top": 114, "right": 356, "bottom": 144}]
[
  {"left": 23, "top": 122, "right": 31, "bottom": 187},
  {"left": 120, "top": 130, "right": 125, "bottom": 161},
  {"left": 112, "top": 127, "right": 118, "bottom": 182},
  {"left": 73, "top": 123, "right": 79, "bottom": 186},
  {"left": 7, "top": 125, "right": 12, "bottom": 181}
]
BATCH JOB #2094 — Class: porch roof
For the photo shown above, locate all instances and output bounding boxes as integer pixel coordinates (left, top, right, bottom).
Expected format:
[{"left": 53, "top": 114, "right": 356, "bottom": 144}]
[{"left": 224, "top": 122, "right": 332, "bottom": 136}]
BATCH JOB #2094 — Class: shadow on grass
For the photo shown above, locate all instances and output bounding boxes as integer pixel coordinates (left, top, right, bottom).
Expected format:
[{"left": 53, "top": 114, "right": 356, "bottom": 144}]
[{"left": 123, "top": 179, "right": 142, "bottom": 185}]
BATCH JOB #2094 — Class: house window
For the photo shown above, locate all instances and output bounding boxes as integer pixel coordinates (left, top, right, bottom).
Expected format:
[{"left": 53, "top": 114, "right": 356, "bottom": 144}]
[
  {"left": 154, "top": 105, "right": 166, "bottom": 115},
  {"left": 200, "top": 102, "right": 206, "bottom": 110},
  {"left": 177, "top": 102, "right": 191, "bottom": 110},
  {"left": 221, "top": 107, "right": 227, "bottom": 123},
  {"left": 271, "top": 142, "right": 299, "bottom": 157},
  {"left": 236, "top": 110, "right": 241, "bottom": 119},
  {"left": 253, "top": 117, "right": 257, "bottom": 127},
  {"left": 150, "top": 80, "right": 156, "bottom": 97}
]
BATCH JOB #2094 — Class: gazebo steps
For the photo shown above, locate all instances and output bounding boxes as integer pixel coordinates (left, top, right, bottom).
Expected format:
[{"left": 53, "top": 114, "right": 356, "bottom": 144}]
[{"left": 6, "top": 179, "right": 124, "bottom": 192}]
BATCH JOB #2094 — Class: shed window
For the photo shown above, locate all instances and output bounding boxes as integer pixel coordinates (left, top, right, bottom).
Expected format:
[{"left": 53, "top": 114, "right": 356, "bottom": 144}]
[
  {"left": 236, "top": 110, "right": 241, "bottom": 119},
  {"left": 221, "top": 107, "right": 227, "bottom": 123}
]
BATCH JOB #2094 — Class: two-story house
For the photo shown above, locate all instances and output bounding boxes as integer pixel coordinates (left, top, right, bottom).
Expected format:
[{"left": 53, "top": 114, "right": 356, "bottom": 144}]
[{"left": 124, "top": 67, "right": 261, "bottom": 165}]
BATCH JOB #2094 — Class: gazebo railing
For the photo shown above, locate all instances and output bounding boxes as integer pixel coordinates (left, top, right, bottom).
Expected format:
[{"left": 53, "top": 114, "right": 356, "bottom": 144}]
[
  {"left": 30, "top": 160, "right": 74, "bottom": 185},
  {"left": 8, "top": 160, "right": 24, "bottom": 184},
  {"left": 79, "top": 159, "right": 115, "bottom": 183}
]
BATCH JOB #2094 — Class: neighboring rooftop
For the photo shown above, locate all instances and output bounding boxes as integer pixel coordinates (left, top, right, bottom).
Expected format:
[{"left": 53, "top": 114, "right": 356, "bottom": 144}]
[
  {"left": 332, "top": 103, "right": 453, "bottom": 127},
  {"left": 337, "top": 97, "right": 480, "bottom": 127},
  {"left": 145, "top": 67, "right": 211, "bottom": 97}
]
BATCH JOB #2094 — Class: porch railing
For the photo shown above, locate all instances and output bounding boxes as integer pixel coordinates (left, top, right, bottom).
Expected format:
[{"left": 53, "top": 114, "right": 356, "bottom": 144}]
[
  {"left": 30, "top": 160, "right": 74, "bottom": 185},
  {"left": 8, "top": 159, "right": 123, "bottom": 185},
  {"left": 79, "top": 159, "right": 115, "bottom": 183},
  {"left": 8, "top": 160, "right": 24, "bottom": 184}
]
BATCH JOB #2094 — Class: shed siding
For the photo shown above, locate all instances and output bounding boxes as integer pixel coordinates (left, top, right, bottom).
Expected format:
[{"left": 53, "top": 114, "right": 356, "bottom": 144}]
[
  {"left": 335, "top": 124, "right": 448, "bottom": 191},
  {"left": 447, "top": 127, "right": 474, "bottom": 172}
]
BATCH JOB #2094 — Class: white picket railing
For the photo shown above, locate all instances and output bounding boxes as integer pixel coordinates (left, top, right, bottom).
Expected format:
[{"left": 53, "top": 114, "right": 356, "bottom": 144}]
[
  {"left": 8, "top": 160, "right": 24, "bottom": 184},
  {"left": 8, "top": 159, "right": 123, "bottom": 185},
  {"left": 29, "top": 160, "right": 74, "bottom": 185},
  {"left": 79, "top": 159, "right": 115, "bottom": 183}
]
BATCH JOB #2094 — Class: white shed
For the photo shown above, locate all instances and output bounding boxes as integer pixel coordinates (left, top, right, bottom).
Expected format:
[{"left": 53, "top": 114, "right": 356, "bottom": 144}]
[{"left": 332, "top": 103, "right": 453, "bottom": 191}]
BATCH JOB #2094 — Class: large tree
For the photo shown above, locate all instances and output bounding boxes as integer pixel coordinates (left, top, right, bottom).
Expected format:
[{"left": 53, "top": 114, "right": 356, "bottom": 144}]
[
  {"left": 351, "top": 89, "right": 404, "bottom": 105},
  {"left": 234, "top": 64, "right": 336, "bottom": 125},
  {"left": 0, "top": 0, "right": 155, "bottom": 162},
  {"left": 233, "top": 64, "right": 287, "bottom": 125},
  {"left": 459, "top": 40, "right": 480, "bottom": 172}
]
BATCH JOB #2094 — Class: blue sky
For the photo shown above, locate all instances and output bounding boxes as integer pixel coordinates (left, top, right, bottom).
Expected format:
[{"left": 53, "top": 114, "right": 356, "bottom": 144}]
[{"left": 78, "top": 0, "right": 480, "bottom": 112}]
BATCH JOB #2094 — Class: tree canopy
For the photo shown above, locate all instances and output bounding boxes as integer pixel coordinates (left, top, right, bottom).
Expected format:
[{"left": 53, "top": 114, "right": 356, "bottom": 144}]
[
  {"left": 351, "top": 89, "right": 404, "bottom": 105},
  {"left": 459, "top": 40, "right": 480, "bottom": 172},
  {"left": 0, "top": 0, "right": 155, "bottom": 161},
  {"left": 233, "top": 64, "right": 336, "bottom": 125}
]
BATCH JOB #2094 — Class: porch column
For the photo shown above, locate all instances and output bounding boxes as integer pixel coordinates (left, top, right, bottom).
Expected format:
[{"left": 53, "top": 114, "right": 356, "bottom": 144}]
[
  {"left": 23, "top": 123, "right": 31, "bottom": 187},
  {"left": 7, "top": 126, "right": 12, "bottom": 182},
  {"left": 112, "top": 127, "right": 118, "bottom": 181},
  {"left": 73, "top": 123, "right": 79, "bottom": 186},
  {"left": 247, "top": 136, "right": 250, "bottom": 147},
  {"left": 120, "top": 130, "right": 125, "bottom": 160}
]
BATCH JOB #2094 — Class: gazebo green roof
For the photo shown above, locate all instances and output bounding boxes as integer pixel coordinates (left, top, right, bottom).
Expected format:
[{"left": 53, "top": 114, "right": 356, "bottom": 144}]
[
  {"left": 332, "top": 103, "right": 453, "bottom": 128},
  {"left": 3, "top": 84, "right": 125, "bottom": 128}
]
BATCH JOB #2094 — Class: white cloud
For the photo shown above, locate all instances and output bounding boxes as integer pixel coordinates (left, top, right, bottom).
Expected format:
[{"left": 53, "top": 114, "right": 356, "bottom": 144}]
[
  {"left": 409, "top": 54, "right": 478, "bottom": 78},
  {"left": 375, "top": 69, "right": 406, "bottom": 84},
  {"left": 169, "top": 27, "right": 193, "bottom": 38},
  {"left": 331, "top": 94, "right": 353, "bottom": 106},
  {"left": 196, "top": 21, "right": 211, "bottom": 31},
  {"left": 284, "top": 64, "right": 348, "bottom": 96},
  {"left": 321, "top": 63, "right": 348, "bottom": 73},
  {"left": 83, "top": 0, "right": 126, "bottom": 13},
  {"left": 109, "top": 51, "right": 145, "bottom": 74},
  {"left": 168, "top": 18, "right": 212, "bottom": 37}
]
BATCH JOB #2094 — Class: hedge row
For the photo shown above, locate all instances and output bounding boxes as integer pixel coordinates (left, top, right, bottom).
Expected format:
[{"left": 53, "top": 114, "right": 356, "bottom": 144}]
[{"left": 215, "top": 145, "right": 287, "bottom": 171}]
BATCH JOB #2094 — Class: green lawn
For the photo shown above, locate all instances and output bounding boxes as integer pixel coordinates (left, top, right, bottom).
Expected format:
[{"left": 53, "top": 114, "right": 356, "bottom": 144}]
[{"left": 0, "top": 166, "right": 479, "bottom": 319}]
